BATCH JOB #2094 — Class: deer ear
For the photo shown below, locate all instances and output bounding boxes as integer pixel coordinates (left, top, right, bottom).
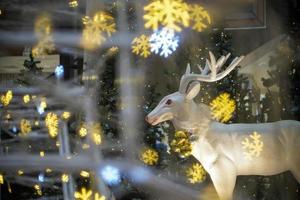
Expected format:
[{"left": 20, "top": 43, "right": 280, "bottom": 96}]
[{"left": 185, "top": 82, "right": 200, "bottom": 100}]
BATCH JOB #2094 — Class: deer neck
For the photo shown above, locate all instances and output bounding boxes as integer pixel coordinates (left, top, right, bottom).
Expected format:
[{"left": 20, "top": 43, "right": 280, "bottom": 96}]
[{"left": 172, "top": 102, "right": 211, "bottom": 134}]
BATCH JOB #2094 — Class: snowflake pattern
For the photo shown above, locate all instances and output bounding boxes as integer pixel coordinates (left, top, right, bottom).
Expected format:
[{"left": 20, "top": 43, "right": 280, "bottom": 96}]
[
  {"left": 242, "top": 132, "right": 264, "bottom": 160},
  {"left": 131, "top": 34, "right": 151, "bottom": 58},
  {"left": 149, "top": 28, "right": 179, "bottom": 57},
  {"left": 45, "top": 112, "right": 59, "bottom": 138},
  {"left": 141, "top": 148, "right": 159, "bottom": 165},
  {"left": 20, "top": 119, "right": 32, "bottom": 136},
  {"left": 186, "top": 163, "right": 207, "bottom": 184},
  {"left": 189, "top": 4, "right": 211, "bottom": 32},
  {"left": 74, "top": 188, "right": 92, "bottom": 200},
  {"left": 210, "top": 93, "right": 236, "bottom": 123},
  {"left": 81, "top": 11, "right": 116, "bottom": 50},
  {"left": 0, "top": 90, "right": 13, "bottom": 107},
  {"left": 143, "top": 0, "right": 190, "bottom": 32}
]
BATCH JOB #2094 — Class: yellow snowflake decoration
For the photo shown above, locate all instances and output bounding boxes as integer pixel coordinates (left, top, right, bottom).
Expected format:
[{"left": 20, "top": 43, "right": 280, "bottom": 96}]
[
  {"left": 131, "top": 34, "right": 151, "bottom": 58},
  {"left": 23, "top": 94, "right": 31, "bottom": 104},
  {"left": 45, "top": 112, "right": 59, "bottom": 138},
  {"left": 61, "top": 111, "right": 71, "bottom": 121},
  {"left": 0, "top": 90, "right": 13, "bottom": 107},
  {"left": 170, "top": 131, "right": 192, "bottom": 158},
  {"left": 69, "top": 0, "right": 78, "bottom": 8},
  {"left": 81, "top": 12, "right": 116, "bottom": 50},
  {"left": 34, "top": 184, "right": 42, "bottom": 196},
  {"left": 78, "top": 123, "right": 87, "bottom": 137},
  {"left": 144, "top": 0, "right": 190, "bottom": 32},
  {"left": 74, "top": 188, "right": 105, "bottom": 200},
  {"left": 32, "top": 15, "right": 55, "bottom": 57},
  {"left": 242, "top": 131, "right": 264, "bottom": 160},
  {"left": 189, "top": 4, "right": 211, "bottom": 32},
  {"left": 210, "top": 93, "right": 236, "bottom": 123},
  {"left": 91, "top": 122, "right": 102, "bottom": 145},
  {"left": 20, "top": 119, "right": 32, "bottom": 136},
  {"left": 61, "top": 174, "right": 69, "bottom": 183},
  {"left": 141, "top": 148, "right": 159, "bottom": 165},
  {"left": 186, "top": 163, "right": 207, "bottom": 184}
]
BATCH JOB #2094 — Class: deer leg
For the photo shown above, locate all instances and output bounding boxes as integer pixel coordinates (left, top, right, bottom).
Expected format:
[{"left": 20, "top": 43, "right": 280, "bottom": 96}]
[
  {"left": 208, "top": 156, "right": 237, "bottom": 200},
  {"left": 291, "top": 158, "right": 300, "bottom": 183}
]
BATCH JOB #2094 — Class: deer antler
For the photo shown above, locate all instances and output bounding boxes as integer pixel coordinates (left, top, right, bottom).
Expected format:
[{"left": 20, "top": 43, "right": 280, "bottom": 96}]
[{"left": 179, "top": 51, "right": 244, "bottom": 93}]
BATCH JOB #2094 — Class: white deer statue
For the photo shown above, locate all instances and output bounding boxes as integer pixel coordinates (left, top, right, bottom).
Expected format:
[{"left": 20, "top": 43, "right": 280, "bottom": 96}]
[{"left": 145, "top": 51, "right": 300, "bottom": 200}]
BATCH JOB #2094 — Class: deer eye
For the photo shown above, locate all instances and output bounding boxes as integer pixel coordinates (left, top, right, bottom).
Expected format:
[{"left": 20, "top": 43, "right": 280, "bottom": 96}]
[{"left": 166, "top": 99, "right": 173, "bottom": 105}]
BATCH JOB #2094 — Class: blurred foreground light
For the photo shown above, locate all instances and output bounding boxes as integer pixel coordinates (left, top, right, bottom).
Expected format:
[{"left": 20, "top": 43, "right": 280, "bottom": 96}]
[
  {"left": 38, "top": 173, "right": 45, "bottom": 182},
  {"left": 100, "top": 165, "right": 121, "bottom": 185},
  {"left": 69, "top": 0, "right": 78, "bottom": 8},
  {"left": 12, "top": 126, "right": 18, "bottom": 133},
  {"left": 128, "top": 166, "right": 151, "bottom": 183},
  {"left": 55, "top": 65, "right": 64, "bottom": 78}
]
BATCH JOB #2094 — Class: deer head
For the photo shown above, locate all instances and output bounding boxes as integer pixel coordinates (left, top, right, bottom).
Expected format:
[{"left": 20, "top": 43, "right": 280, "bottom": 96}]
[{"left": 145, "top": 51, "right": 244, "bottom": 129}]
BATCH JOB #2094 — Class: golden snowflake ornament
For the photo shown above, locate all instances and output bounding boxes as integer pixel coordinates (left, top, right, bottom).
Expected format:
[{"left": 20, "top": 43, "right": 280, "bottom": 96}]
[
  {"left": 189, "top": 4, "right": 211, "bottom": 32},
  {"left": 33, "top": 15, "right": 54, "bottom": 57},
  {"left": 23, "top": 95, "right": 31, "bottom": 104},
  {"left": 242, "top": 132, "right": 264, "bottom": 160},
  {"left": 74, "top": 188, "right": 92, "bottom": 200},
  {"left": 20, "top": 119, "right": 32, "bottom": 136},
  {"left": 141, "top": 148, "right": 159, "bottom": 165},
  {"left": 0, "top": 90, "right": 13, "bottom": 107},
  {"left": 81, "top": 11, "right": 116, "bottom": 50},
  {"left": 186, "top": 163, "right": 207, "bottom": 184},
  {"left": 45, "top": 112, "right": 59, "bottom": 138},
  {"left": 132, "top": 34, "right": 151, "bottom": 58},
  {"left": 144, "top": 0, "right": 190, "bottom": 32},
  {"left": 210, "top": 93, "right": 236, "bottom": 123},
  {"left": 170, "top": 131, "right": 192, "bottom": 158},
  {"left": 74, "top": 188, "right": 105, "bottom": 200}
]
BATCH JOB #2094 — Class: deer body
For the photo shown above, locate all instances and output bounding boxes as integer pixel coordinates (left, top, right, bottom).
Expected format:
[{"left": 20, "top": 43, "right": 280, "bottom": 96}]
[{"left": 146, "top": 52, "right": 300, "bottom": 200}]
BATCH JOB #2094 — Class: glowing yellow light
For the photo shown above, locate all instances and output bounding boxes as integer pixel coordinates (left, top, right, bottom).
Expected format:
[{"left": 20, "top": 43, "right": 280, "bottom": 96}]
[
  {"left": 94, "top": 193, "right": 106, "bottom": 200},
  {"left": 82, "top": 143, "right": 90, "bottom": 149},
  {"left": 242, "top": 131, "right": 264, "bottom": 160},
  {"left": 74, "top": 187, "right": 92, "bottom": 200},
  {"left": 17, "top": 170, "right": 24, "bottom": 175},
  {"left": 33, "top": 15, "right": 54, "bottom": 57},
  {"left": 170, "top": 131, "right": 192, "bottom": 158},
  {"left": 186, "top": 163, "right": 207, "bottom": 184},
  {"left": 188, "top": 4, "right": 211, "bottom": 32},
  {"left": 61, "top": 111, "right": 71, "bottom": 120},
  {"left": 20, "top": 119, "right": 32, "bottom": 136},
  {"left": 82, "top": 16, "right": 90, "bottom": 25},
  {"left": 131, "top": 34, "right": 151, "bottom": 58},
  {"left": 56, "top": 141, "right": 60, "bottom": 147},
  {"left": 40, "top": 151, "right": 45, "bottom": 157},
  {"left": 69, "top": 0, "right": 78, "bottom": 8},
  {"left": 61, "top": 174, "right": 69, "bottom": 182},
  {"left": 92, "top": 122, "right": 102, "bottom": 145},
  {"left": 34, "top": 184, "right": 42, "bottom": 196},
  {"left": 0, "top": 174, "right": 4, "bottom": 184},
  {"left": 144, "top": 0, "right": 190, "bottom": 32},
  {"left": 141, "top": 148, "right": 159, "bottom": 165},
  {"left": 34, "top": 121, "right": 39, "bottom": 126},
  {"left": 0, "top": 90, "right": 13, "bottom": 106},
  {"left": 78, "top": 123, "right": 87, "bottom": 137},
  {"left": 210, "top": 93, "right": 236, "bottom": 123},
  {"left": 23, "top": 94, "right": 31, "bottom": 104},
  {"left": 40, "top": 98, "right": 47, "bottom": 110},
  {"left": 45, "top": 112, "right": 59, "bottom": 138},
  {"left": 81, "top": 12, "right": 116, "bottom": 50},
  {"left": 46, "top": 168, "right": 52, "bottom": 173},
  {"left": 80, "top": 171, "right": 90, "bottom": 178}
]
